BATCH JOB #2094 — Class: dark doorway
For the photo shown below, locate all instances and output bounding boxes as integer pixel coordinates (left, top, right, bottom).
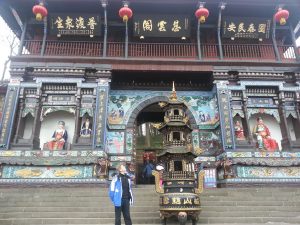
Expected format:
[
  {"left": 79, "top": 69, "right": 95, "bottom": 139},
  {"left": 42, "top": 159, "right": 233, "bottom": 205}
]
[{"left": 135, "top": 103, "right": 164, "bottom": 184}]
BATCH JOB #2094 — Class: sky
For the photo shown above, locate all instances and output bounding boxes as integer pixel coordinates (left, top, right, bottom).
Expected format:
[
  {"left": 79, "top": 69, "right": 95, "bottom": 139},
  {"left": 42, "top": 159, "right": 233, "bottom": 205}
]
[
  {"left": 0, "top": 16, "right": 19, "bottom": 81},
  {"left": 0, "top": 16, "right": 300, "bottom": 81}
]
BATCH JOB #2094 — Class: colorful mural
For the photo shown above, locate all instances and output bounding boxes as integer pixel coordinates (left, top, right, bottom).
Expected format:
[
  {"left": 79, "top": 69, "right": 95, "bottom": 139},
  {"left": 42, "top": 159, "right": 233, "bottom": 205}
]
[
  {"left": 192, "top": 129, "right": 200, "bottom": 151},
  {"left": 110, "top": 156, "right": 132, "bottom": 162},
  {"left": 126, "top": 129, "right": 134, "bottom": 154},
  {"left": 108, "top": 91, "right": 219, "bottom": 128},
  {"left": 199, "top": 131, "right": 221, "bottom": 154},
  {"left": 108, "top": 95, "right": 143, "bottom": 125},
  {"left": 181, "top": 95, "right": 219, "bottom": 129},
  {"left": 0, "top": 150, "right": 105, "bottom": 157},
  {"left": 106, "top": 131, "right": 125, "bottom": 154},
  {"left": 237, "top": 166, "right": 300, "bottom": 178},
  {"left": 2, "top": 166, "right": 93, "bottom": 179}
]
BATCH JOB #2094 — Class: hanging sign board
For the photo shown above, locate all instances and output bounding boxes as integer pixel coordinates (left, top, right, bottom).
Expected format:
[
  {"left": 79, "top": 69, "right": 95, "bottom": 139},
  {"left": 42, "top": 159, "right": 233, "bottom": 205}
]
[
  {"left": 50, "top": 14, "right": 101, "bottom": 36},
  {"left": 223, "top": 17, "right": 271, "bottom": 39},
  {"left": 133, "top": 14, "right": 191, "bottom": 38}
]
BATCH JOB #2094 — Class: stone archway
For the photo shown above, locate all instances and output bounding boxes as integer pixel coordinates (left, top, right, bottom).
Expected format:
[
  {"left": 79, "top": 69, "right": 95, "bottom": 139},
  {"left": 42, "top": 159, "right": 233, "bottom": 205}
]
[
  {"left": 125, "top": 95, "right": 198, "bottom": 129},
  {"left": 124, "top": 95, "right": 198, "bottom": 184}
]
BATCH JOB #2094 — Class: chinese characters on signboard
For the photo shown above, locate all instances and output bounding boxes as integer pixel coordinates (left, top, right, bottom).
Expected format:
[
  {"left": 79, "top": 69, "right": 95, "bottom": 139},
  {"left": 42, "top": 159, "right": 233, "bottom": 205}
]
[
  {"left": 134, "top": 15, "right": 190, "bottom": 38},
  {"left": 50, "top": 14, "right": 101, "bottom": 36},
  {"left": 223, "top": 17, "right": 271, "bottom": 39}
]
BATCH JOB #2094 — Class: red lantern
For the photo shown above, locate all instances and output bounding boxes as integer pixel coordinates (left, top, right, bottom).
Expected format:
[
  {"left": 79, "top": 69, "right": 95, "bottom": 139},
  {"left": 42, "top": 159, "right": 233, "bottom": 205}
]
[
  {"left": 32, "top": 3, "right": 48, "bottom": 21},
  {"left": 119, "top": 5, "right": 133, "bottom": 22},
  {"left": 195, "top": 7, "right": 209, "bottom": 23},
  {"left": 274, "top": 8, "right": 289, "bottom": 25}
]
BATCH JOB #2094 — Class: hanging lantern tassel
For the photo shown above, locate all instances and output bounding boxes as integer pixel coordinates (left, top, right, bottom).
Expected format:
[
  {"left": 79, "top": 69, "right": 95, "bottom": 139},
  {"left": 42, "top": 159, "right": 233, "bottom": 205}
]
[
  {"left": 274, "top": 8, "right": 289, "bottom": 25},
  {"left": 195, "top": 7, "right": 209, "bottom": 24},
  {"left": 32, "top": 3, "right": 48, "bottom": 21},
  {"left": 119, "top": 5, "right": 133, "bottom": 22},
  {"left": 123, "top": 15, "right": 128, "bottom": 22}
]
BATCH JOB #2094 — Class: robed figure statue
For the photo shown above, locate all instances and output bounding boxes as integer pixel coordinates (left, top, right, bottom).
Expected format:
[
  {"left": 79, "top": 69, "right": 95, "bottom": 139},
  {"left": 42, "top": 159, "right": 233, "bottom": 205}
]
[
  {"left": 253, "top": 117, "right": 278, "bottom": 152},
  {"left": 47, "top": 121, "right": 68, "bottom": 150},
  {"left": 80, "top": 118, "right": 92, "bottom": 137}
]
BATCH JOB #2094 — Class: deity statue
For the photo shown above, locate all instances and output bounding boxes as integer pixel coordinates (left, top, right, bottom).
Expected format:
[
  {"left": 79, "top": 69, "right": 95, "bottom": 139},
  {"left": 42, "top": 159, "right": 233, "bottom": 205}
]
[
  {"left": 234, "top": 120, "right": 245, "bottom": 140},
  {"left": 80, "top": 118, "right": 92, "bottom": 137},
  {"left": 46, "top": 121, "right": 68, "bottom": 150},
  {"left": 253, "top": 117, "right": 278, "bottom": 152}
]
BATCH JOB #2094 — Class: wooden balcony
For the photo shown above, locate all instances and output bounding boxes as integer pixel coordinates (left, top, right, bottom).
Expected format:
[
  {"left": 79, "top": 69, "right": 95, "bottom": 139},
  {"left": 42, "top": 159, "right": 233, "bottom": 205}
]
[{"left": 21, "top": 40, "right": 298, "bottom": 63}]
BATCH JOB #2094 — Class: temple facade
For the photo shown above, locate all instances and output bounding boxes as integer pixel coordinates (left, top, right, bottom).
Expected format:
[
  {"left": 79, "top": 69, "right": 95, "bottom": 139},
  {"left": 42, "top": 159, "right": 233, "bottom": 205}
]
[{"left": 0, "top": 0, "right": 300, "bottom": 186}]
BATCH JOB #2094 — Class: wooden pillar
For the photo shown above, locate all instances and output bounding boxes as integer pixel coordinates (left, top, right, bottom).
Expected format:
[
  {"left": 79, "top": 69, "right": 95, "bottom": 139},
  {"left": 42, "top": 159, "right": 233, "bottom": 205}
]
[
  {"left": 278, "top": 91, "right": 292, "bottom": 150},
  {"left": 294, "top": 91, "right": 300, "bottom": 128},
  {"left": 197, "top": 20, "right": 202, "bottom": 60},
  {"left": 217, "top": 3, "right": 225, "bottom": 60},
  {"left": 102, "top": 1, "right": 108, "bottom": 57},
  {"left": 145, "top": 123, "right": 151, "bottom": 147},
  {"left": 41, "top": 17, "right": 47, "bottom": 56},
  {"left": 242, "top": 90, "right": 254, "bottom": 144},
  {"left": 30, "top": 87, "right": 42, "bottom": 149},
  {"left": 18, "top": 21, "right": 27, "bottom": 56},
  {"left": 73, "top": 88, "right": 81, "bottom": 144},
  {"left": 271, "top": 17, "right": 281, "bottom": 62},
  {"left": 13, "top": 95, "right": 25, "bottom": 143},
  {"left": 125, "top": 21, "right": 129, "bottom": 58}
]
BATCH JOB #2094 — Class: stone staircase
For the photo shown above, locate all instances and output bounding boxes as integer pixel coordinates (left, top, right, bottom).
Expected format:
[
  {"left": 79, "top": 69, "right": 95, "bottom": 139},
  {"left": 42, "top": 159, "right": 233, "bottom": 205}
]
[{"left": 0, "top": 185, "right": 299, "bottom": 225}]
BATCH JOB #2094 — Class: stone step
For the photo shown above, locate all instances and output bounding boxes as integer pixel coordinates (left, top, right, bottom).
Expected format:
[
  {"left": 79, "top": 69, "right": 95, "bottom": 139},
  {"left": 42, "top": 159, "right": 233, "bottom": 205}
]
[
  {"left": 1, "top": 187, "right": 299, "bottom": 194},
  {"left": 4, "top": 200, "right": 299, "bottom": 207},
  {"left": 0, "top": 206, "right": 159, "bottom": 213},
  {"left": 0, "top": 196, "right": 159, "bottom": 202},
  {"left": 0, "top": 187, "right": 299, "bottom": 224},
  {"left": 0, "top": 205, "right": 299, "bottom": 213},
  {"left": 0, "top": 195, "right": 300, "bottom": 206},
  {"left": 0, "top": 189, "right": 300, "bottom": 201},
  {"left": 0, "top": 210, "right": 299, "bottom": 219},
  {"left": 0, "top": 217, "right": 162, "bottom": 225},
  {"left": 12, "top": 224, "right": 295, "bottom": 225},
  {"left": 0, "top": 211, "right": 159, "bottom": 219},
  {"left": 2, "top": 199, "right": 300, "bottom": 207},
  {"left": 2, "top": 201, "right": 159, "bottom": 207},
  {"left": 203, "top": 200, "right": 300, "bottom": 207},
  {"left": 0, "top": 216, "right": 299, "bottom": 225},
  {"left": 202, "top": 205, "right": 300, "bottom": 212},
  {"left": 198, "top": 217, "right": 300, "bottom": 224}
]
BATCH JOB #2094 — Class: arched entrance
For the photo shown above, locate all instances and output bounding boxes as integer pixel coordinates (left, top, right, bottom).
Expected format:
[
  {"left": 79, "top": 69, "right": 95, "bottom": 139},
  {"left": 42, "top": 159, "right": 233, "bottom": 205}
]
[
  {"left": 125, "top": 96, "right": 198, "bottom": 184},
  {"left": 135, "top": 103, "right": 164, "bottom": 184}
]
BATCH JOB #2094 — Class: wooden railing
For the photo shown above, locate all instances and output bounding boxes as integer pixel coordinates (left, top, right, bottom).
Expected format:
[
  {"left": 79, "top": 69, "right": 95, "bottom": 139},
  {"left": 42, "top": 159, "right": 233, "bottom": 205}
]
[
  {"left": 223, "top": 44, "right": 275, "bottom": 60},
  {"left": 278, "top": 45, "right": 296, "bottom": 62},
  {"left": 22, "top": 40, "right": 102, "bottom": 57},
  {"left": 128, "top": 42, "right": 197, "bottom": 58},
  {"left": 45, "top": 41, "right": 102, "bottom": 57},
  {"left": 107, "top": 42, "right": 124, "bottom": 57},
  {"left": 21, "top": 40, "right": 298, "bottom": 62},
  {"left": 22, "top": 40, "right": 42, "bottom": 55}
]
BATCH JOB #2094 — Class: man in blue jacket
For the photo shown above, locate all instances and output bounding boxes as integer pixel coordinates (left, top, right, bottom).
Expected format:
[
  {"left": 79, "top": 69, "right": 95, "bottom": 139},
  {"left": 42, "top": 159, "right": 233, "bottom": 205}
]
[
  {"left": 109, "top": 163, "right": 134, "bottom": 225},
  {"left": 143, "top": 159, "right": 154, "bottom": 184}
]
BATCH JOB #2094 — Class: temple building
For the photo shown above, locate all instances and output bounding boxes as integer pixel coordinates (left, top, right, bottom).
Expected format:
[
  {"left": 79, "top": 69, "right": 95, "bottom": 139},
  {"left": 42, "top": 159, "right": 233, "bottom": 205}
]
[{"left": 0, "top": 0, "right": 300, "bottom": 186}]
